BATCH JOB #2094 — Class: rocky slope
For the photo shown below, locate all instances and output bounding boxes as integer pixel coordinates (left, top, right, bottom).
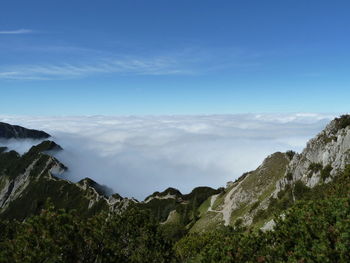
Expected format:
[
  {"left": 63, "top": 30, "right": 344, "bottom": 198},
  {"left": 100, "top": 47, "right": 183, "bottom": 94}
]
[
  {"left": 275, "top": 115, "right": 350, "bottom": 192},
  {"left": 0, "top": 122, "right": 50, "bottom": 139},
  {"left": 0, "top": 139, "right": 133, "bottom": 220},
  {"left": 140, "top": 186, "right": 221, "bottom": 226},
  {"left": 189, "top": 115, "right": 350, "bottom": 232},
  {"left": 190, "top": 152, "right": 290, "bottom": 231},
  {"left": 1, "top": 116, "right": 350, "bottom": 233}
]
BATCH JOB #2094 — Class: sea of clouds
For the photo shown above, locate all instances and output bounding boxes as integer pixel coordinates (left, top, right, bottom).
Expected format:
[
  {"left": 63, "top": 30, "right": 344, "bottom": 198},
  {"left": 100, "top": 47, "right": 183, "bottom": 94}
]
[{"left": 0, "top": 113, "right": 335, "bottom": 200}]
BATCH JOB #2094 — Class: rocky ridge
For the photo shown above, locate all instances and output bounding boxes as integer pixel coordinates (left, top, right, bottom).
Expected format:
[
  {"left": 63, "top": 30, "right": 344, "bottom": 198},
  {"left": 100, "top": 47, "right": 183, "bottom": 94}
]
[
  {"left": 192, "top": 115, "right": 350, "bottom": 231},
  {"left": 0, "top": 122, "right": 50, "bottom": 139},
  {"left": 275, "top": 116, "right": 350, "bottom": 193},
  {"left": 1, "top": 116, "right": 350, "bottom": 232},
  {"left": 0, "top": 138, "right": 134, "bottom": 220}
]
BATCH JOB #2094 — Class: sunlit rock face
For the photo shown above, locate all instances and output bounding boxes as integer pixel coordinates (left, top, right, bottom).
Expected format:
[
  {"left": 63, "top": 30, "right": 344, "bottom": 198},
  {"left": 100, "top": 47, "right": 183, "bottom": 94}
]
[
  {"left": 193, "top": 115, "right": 350, "bottom": 232},
  {"left": 276, "top": 115, "right": 350, "bottom": 192}
]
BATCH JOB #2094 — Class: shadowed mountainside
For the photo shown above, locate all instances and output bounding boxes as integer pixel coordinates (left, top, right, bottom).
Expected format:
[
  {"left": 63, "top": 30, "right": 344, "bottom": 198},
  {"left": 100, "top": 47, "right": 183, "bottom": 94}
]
[{"left": 0, "top": 122, "right": 50, "bottom": 139}]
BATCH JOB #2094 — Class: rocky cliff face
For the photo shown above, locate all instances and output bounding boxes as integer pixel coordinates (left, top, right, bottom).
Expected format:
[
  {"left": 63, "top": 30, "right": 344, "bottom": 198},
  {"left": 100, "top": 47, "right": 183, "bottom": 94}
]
[{"left": 274, "top": 116, "right": 350, "bottom": 195}]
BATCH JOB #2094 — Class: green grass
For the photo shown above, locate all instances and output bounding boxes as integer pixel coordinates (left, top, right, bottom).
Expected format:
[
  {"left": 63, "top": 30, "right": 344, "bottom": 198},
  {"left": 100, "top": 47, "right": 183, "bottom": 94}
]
[
  {"left": 190, "top": 152, "right": 290, "bottom": 231},
  {"left": 240, "top": 152, "right": 288, "bottom": 193},
  {"left": 190, "top": 211, "right": 223, "bottom": 233},
  {"left": 197, "top": 197, "right": 211, "bottom": 216},
  {"left": 228, "top": 152, "right": 289, "bottom": 226},
  {"left": 229, "top": 202, "right": 251, "bottom": 225},
  {"left": 164, "top": 210, "right": 181, "bottom": 224},
  {"left": 137, "top": 198, "right": 178, "bottom": 222}
]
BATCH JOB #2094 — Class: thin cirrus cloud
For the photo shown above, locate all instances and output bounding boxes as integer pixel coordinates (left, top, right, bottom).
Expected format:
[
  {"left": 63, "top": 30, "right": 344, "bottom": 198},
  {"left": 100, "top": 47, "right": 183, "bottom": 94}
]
[
  {"left": 0, "top": 113, "right": 335, "bottom": 200},
  {"left": 0, "top": 56, "right": 193, "bottom": 80},
  {"left": 0, "top": 46, "right": 259, "bottom": 80},
  {"left": 0, "top": 29, "right": 33, "bottom": 35}
]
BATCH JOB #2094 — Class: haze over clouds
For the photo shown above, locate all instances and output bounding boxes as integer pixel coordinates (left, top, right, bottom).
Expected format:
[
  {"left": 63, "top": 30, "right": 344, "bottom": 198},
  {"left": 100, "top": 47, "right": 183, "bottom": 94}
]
[{"left": 0, "top": 114, "right": 335, "bottom": 200}]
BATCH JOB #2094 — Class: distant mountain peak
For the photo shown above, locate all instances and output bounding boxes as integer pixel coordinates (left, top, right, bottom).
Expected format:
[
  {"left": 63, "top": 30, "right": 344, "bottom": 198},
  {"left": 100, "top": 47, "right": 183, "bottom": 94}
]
[
  {"left": 28, "top": 140, "right": 63, "bottom": 154},
  {"left": 77, "top": 177, "right": 113, "bottom": 197},
  {"left": 0, "top": 122, "right": 50, "bottom": 139}
]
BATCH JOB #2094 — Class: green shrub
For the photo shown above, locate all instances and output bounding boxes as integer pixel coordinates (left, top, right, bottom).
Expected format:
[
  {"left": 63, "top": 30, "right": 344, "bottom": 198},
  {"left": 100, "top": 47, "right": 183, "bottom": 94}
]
[
  {"left": 343, "top": 164, "right": 350, "bottom": 178},
  {"left": 293, "top": 180, "right": 310, "bottom": 200},
  {"left": 249, "top": 201, "right": 260, "bottom": 213},
  {"left": 0, "top": 203, "right": 174, "bottom": 263},
  {"left": 321, "top": 164, "right": 333, "bottom": 181},
  {"left": 308, "top": 162, "right": 323, "bottom": 177},
  {"left": 334, "top": 114, "right": 350, "bottom": 132},
  {"left": 286, "top": 172, "right": 293, "bottom": 181},
  {"left": 285, "top": 150, "right": 296, "bottom": 160},
  {"left": 308, "top": 162, "right": 323, "bottom": 173},
  {"left": 252, "top": 208, "right": 268, "bottom": 223},
  {"left": 175, "top": 198, "right": 350, "bottom": 263}
]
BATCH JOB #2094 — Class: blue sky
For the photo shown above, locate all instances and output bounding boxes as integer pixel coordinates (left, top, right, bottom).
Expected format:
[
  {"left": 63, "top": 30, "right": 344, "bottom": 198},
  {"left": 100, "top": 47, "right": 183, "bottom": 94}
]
[{"left": 1, "top": 0, "right": 349, "bottom": 115}]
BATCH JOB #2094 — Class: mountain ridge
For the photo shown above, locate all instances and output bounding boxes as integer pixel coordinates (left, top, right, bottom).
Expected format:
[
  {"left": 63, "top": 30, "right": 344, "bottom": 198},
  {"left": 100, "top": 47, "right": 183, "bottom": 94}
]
[
  {"left": 0, "top": 122, "right": 50, "bottom": 139},
  {"left": 1, "top": 116, "right": 350, "bottom": 231},
  {"left": 1, "top": 116, "right": 350, "bottom": 262}
]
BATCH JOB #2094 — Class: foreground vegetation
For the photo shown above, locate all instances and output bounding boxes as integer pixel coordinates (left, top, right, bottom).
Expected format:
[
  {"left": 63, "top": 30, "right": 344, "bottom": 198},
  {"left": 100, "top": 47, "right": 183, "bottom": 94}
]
[
  {"left": 0, "top": 205, "right": 174, "bottom": 263},
  {"left": 1, "top": 168, "right": 349, "bottom": 262},
  {"left": 176, "top": 197, "right": 349, "bottom": 262}
]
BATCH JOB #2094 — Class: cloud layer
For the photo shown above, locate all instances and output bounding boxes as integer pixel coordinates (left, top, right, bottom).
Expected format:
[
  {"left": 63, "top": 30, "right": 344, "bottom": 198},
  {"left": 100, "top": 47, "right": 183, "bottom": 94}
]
[{"left": 0, "top": 114, "right": 334, "bottom": 200}]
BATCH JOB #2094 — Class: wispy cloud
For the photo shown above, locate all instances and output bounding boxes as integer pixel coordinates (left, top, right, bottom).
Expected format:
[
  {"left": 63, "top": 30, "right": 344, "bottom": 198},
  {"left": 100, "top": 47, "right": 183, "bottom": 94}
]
[
  {"left": 0, "top": 29, "right": 33, "bottom": 35},
  {"left": 0, "top": 44, "right": 261, "bottom": 80},
  {"left": 0, "top": 114, "right": 334, "bottom": 199},
  {"left": 0, "top": 56, "right": 194, "bottom": 80}
]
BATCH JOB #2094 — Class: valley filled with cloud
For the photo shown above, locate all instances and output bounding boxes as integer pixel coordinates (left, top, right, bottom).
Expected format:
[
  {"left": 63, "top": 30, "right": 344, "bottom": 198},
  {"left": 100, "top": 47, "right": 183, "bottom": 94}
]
[{"left": 0, "top": 113, "right": 334, "bottom": 199}]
